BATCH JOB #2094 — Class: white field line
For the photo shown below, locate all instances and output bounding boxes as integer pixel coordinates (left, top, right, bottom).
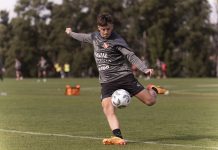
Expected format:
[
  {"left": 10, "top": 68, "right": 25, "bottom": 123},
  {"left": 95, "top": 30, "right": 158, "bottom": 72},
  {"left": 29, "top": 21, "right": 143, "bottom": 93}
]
[{"left": 0, "top": 128, "right": 218, "bottom": 150}]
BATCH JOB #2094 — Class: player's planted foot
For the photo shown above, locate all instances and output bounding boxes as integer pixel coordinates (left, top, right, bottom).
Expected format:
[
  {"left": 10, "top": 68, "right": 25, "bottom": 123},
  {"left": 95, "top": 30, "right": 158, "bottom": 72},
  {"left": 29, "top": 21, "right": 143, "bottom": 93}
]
[
  {"left": 147, "top": 84, "right": 169, "bottom": 95},
  {"left": 103, "top": 136, "right": 127, "bottom": 145}
]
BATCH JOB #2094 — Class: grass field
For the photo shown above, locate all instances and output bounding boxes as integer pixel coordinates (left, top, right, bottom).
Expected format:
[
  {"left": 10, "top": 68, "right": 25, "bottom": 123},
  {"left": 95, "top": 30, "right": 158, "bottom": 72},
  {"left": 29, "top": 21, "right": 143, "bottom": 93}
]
[{"left": 0, "top": 78, "right": 218, "bottom": 150}]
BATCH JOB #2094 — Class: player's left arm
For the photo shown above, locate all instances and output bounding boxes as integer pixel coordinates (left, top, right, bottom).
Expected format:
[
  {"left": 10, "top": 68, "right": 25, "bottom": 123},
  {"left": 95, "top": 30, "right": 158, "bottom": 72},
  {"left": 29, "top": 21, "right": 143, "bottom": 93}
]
[{"left": 117, "top": 46, "right": 154, "bottom": 76}]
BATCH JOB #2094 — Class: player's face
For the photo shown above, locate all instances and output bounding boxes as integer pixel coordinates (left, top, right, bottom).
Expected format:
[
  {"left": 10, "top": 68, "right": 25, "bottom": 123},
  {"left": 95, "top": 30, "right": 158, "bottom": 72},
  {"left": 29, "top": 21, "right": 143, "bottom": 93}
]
[{"left": 98, "top": 23, "right": 113, "bottom": 39}]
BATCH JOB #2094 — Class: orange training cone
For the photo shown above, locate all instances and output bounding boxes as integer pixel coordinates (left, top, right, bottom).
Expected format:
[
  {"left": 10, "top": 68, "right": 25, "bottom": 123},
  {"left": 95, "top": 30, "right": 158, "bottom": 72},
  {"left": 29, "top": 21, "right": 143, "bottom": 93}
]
[
  {"left": 65, "top": 85, "right": 72, "bottom": 96},
  {"left": 71, "top": 84, "right": 80, "bottom": 95}
]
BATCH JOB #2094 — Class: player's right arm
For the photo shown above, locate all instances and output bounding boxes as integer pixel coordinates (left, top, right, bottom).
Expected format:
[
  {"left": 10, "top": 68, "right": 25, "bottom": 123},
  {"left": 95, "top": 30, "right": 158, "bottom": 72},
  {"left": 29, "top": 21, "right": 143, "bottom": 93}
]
[{"left": 65, "top": 27, "right": 92, "bottom": 44}]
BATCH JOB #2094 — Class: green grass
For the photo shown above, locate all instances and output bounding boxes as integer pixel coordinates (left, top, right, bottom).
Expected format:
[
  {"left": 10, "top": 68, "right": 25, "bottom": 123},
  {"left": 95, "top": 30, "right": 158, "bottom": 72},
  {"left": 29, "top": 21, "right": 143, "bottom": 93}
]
[{"left": 0, "top": 78, "right": 218, "bottom": 150}]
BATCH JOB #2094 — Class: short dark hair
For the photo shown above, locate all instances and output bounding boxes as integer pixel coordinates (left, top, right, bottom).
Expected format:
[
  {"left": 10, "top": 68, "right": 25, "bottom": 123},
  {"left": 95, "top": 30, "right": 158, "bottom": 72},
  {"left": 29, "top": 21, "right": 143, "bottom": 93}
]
[{"left": 97, "top": 13, "right": 114, "bottom": 26}]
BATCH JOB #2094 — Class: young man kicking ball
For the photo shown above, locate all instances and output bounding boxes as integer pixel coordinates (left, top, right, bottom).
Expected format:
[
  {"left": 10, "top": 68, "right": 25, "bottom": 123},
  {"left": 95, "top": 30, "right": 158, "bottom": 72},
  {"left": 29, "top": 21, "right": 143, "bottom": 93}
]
[{"left": 65, "top": 13, "right": 168, "bottom": 145}]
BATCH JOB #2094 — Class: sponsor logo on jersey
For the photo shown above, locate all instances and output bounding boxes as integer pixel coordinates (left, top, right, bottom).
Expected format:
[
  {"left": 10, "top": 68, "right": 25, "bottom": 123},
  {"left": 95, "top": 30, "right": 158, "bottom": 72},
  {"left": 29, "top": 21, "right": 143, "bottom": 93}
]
[
  {"left": 98, "top": 65, "right": 109, "bottom": 71},
  {"left": 95, "top": 52, "right": 108, "bottom": 58}
]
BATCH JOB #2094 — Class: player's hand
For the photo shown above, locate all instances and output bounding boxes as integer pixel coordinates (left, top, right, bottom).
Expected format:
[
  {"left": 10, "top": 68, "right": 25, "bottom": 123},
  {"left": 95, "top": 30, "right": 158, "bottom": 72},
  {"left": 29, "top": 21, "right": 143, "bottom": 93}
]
[
  {"left": 65, "top": 27, "right": 72, "bottom": 34},
  {"left": 144, "top": 69, "right": 154, "bottom": 77}
]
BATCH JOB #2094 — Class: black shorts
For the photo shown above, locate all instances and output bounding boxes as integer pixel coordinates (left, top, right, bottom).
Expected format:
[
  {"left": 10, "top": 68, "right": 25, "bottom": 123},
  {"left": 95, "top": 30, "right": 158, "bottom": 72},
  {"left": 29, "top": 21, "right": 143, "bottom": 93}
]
[{"left": 100, "top": 74, "right": 144, "bottom": 100}]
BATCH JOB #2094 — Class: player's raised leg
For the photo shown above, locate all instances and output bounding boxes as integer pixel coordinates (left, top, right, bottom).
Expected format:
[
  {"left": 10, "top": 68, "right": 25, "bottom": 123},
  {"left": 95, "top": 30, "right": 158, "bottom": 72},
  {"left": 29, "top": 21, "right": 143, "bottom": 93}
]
[
  {"left": 135, "top": 84, "right": 169, "bottom": 105},
  {"left": 135, "top": 89, "right": 157, "bottom": 106}
]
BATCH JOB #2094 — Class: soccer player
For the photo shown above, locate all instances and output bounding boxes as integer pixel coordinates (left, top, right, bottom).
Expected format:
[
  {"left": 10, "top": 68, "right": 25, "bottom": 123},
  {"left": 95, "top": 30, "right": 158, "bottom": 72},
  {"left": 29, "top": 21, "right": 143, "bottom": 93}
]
[
  {"left": 37, "top": 56, "right": 48, "bottom": 82},
  {"left": 15, "top": 58, "right": 23, "bottom": 80},
  {"left": 65, "top": 13, "right": 168, "bottom": 145}
]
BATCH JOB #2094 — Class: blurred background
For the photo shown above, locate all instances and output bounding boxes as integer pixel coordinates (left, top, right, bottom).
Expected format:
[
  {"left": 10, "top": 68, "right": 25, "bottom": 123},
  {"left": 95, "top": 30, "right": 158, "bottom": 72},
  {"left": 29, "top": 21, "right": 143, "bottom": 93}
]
[{"left": 0, "top": 0, "right": 218, "bottom": 78}]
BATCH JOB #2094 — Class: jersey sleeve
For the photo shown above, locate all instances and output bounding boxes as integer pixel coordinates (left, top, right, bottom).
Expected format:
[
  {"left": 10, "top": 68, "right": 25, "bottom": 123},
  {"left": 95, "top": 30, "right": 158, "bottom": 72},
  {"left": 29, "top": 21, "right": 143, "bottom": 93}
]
[
  {"left": 117, "top": 46, "right": 148, "bottom": 73},
  {"left": 69, "top": 32, "right": 92, "bottom": 44}
]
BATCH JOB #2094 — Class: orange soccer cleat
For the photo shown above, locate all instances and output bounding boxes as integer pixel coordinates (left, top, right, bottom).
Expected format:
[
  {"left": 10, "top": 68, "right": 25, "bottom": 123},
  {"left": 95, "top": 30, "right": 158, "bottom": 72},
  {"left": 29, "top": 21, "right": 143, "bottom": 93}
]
[
  {"left": 147, "top": 84, "right": 169, "bottom": 95},
  {"left": 102, "top": 136, "right": 127, "bottom": 145}
]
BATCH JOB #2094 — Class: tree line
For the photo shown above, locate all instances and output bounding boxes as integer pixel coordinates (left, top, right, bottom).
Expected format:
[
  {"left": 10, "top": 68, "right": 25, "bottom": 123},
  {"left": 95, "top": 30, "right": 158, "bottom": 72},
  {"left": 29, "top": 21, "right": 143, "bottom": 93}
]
[{"left": 0, "top": 0, "right": 217, "bottom": 77}]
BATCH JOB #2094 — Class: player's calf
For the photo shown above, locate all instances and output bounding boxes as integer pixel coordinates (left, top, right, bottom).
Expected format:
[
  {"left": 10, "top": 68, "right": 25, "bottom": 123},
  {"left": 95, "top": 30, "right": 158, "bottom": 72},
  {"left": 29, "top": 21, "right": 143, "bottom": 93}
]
[{"left": 135, "top": 89, "right": 156, "bottom": 106}]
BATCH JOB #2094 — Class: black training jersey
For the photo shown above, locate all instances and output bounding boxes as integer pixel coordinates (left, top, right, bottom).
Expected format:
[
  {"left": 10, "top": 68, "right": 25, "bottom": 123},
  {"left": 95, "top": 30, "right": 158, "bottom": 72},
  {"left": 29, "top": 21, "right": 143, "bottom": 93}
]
[{"left": 69, "top": 31, "right": 148, "bottom": 83}]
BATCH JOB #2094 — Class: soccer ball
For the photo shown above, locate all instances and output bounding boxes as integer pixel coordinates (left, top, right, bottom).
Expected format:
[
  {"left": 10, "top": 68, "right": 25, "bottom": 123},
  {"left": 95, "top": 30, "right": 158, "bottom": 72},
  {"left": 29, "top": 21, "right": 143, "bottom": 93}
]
[{"left": 111, "top": 89, "right": 131, "bottom": 108}]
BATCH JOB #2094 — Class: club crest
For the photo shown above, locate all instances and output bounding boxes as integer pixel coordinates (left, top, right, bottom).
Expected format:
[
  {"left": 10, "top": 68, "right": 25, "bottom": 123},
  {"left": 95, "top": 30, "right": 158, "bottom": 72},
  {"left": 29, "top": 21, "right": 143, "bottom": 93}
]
[{"left": 103, "top": 42, "right": 109, "bottom": 49}]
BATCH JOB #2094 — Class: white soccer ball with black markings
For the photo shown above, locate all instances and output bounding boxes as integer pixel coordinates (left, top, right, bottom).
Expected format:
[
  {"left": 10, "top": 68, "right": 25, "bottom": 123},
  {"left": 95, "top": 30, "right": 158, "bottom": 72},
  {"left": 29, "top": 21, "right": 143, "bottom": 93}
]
[{"left": 111, "top": 89, "right": 131, "bottom": 108}]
